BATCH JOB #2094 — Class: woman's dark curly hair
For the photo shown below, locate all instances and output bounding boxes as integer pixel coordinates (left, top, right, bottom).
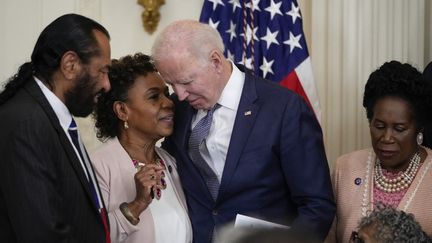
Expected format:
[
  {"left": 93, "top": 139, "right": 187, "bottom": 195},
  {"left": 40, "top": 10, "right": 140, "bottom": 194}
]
[
  {"left": 93, "top": 53, "right": 157, "bottom": 141},
  {"left": 358, "top": 205, "right": 432, "bottom": 243},
  {"left": 363, "top": 61, "right": 432, "bottom": 130}
]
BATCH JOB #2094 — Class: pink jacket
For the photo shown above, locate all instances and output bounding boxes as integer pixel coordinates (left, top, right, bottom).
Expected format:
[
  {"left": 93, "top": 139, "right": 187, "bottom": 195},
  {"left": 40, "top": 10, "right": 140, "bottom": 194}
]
[{"left": 325, "top": 148, "right": 432, "bottom": 243}]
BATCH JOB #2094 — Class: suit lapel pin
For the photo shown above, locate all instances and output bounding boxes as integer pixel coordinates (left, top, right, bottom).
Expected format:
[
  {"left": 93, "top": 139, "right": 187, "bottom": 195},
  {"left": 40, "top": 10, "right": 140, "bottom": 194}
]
[
  {"left": 244, "top": 110, "right": 252, "bottom": 116},
  {"left": 354, "top": 177, "right": 362, "bottom": 185}
]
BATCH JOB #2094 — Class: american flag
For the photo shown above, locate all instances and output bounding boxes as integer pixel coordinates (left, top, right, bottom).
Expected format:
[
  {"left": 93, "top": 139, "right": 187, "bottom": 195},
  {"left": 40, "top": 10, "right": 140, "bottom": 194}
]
[{"left": 200, "top": 0, "right": 321, "bottom": 121}]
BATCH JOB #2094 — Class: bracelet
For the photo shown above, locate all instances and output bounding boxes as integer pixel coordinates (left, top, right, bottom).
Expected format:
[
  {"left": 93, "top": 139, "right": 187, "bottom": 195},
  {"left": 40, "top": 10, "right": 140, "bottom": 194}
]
[{"left": 119, "top": 202, "right": 140, "bottom": 225}]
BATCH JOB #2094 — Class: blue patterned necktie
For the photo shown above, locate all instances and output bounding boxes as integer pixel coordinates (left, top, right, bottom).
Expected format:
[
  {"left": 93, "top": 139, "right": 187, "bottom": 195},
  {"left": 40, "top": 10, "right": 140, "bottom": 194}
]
[
  {"left": 188, "top": 104, "right": 220, "bottom": 200},
  {"left": 68, "top": 119, "right": 111, "bottom": 243}
]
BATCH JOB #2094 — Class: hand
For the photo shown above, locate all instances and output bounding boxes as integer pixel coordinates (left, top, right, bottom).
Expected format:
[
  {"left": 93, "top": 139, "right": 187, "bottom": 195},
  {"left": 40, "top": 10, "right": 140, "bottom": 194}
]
[{"left": 128, "top": 163, "right": 165, "bottom": 217}]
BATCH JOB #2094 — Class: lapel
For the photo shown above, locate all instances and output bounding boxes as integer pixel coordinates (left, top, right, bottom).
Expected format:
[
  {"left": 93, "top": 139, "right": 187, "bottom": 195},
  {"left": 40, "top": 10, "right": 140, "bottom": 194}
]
[
  {"left": 24, "top": 79, "right": 100, "bottom": 213},
  {"left": 155, "top": 147, "right": 189, "bottom": 213},
  {"left": 173, "top": 100, "right": 215, "bottom": 200},
  {"left": 398, "top": 149, "right": 432, "bottom": 211},
  {"left": 218, "top": 67, "right": 260, "bottom": 200}
]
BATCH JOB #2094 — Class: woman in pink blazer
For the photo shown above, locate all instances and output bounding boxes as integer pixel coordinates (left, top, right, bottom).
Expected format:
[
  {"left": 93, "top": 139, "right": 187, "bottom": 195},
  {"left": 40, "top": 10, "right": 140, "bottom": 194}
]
[
  {"left": 326, "top": 61, "right": 432, "bottom": 243},
  {"left": 90, "top": 53, "right": 192, "bottom": 243}
]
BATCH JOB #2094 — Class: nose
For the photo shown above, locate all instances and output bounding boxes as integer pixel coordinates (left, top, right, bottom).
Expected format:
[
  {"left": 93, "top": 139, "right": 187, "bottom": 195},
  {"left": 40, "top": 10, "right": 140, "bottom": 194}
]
[
  {"left": 101, "top": 72, "right": 111, "bottom": 92},
  {"left": 382, "top": 128, "right": 394, "bottom": 143},
  {"left": 173, "top": 85, "right": 188, "bottom": 101}
]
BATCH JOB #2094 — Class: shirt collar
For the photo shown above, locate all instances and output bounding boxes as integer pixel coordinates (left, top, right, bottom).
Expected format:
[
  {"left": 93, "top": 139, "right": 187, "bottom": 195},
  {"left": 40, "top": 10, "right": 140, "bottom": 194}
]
[
  {"left": 217, "top": 62, "right": 245, "bottom": 111},
  {"left": 34, "top": 76, "right": 73, "bottom": 130}
]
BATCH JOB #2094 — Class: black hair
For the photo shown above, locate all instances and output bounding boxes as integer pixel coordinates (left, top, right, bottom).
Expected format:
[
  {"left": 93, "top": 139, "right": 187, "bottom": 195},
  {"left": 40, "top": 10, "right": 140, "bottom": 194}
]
[
  {"left": 0, "top": 13, "right": 110, "bottom": 104},
  {"left": 362, "top": 60, "right": 432, "bottom": 130},
  {"left": 93, "top": 53, "right": 157, "bottom": 141}
]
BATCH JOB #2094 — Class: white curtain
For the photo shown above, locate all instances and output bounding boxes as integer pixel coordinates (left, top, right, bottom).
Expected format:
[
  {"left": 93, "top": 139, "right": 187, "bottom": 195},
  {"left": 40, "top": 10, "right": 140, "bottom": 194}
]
[{"left": 307, "top": 0, "right": 430, "bottom": 167}]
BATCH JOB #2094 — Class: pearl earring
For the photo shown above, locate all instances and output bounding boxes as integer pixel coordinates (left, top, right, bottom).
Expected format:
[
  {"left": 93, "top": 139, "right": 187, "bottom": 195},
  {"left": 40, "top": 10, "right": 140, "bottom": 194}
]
[
  {"left": 417, "top": 132, "right": 423, "bottom": 145},
  {"left": 124, "top": 121, "right": 129, "bottom": 129}
]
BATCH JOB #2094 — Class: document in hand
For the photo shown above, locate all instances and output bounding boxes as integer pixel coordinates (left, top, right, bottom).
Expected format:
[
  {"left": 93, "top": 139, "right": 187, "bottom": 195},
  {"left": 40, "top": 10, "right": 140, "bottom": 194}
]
[{"left": 234, "top": 214, "right": 290, "bottom": 229}]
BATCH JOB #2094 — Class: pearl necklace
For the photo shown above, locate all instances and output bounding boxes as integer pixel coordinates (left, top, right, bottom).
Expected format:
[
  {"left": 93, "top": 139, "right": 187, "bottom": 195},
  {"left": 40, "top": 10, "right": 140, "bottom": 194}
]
[
  {"left": 361, "top": 148, "right": 432, "bottom": 216},
  {"left": 374, "top": 151, "right": 421, "bottom": 193}
]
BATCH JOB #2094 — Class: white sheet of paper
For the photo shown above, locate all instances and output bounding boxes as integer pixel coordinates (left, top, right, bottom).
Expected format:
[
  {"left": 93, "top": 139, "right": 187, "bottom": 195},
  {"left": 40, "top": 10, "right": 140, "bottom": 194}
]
[{"left": 234, "top": 214, "right": 290, "bottom": 229}]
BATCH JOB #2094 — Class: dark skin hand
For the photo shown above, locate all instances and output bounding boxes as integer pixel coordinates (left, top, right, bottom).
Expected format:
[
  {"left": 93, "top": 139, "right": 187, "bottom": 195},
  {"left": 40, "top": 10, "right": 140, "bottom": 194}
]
[{"left": 127, "top": 163, "right": 165, "bottom": 218}]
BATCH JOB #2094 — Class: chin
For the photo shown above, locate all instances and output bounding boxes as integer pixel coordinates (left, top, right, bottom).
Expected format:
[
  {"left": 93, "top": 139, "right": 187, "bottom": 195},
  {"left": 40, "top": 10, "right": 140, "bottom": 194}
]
[{"left": 161, "top": 129, "right": 173, "bottom": 138}]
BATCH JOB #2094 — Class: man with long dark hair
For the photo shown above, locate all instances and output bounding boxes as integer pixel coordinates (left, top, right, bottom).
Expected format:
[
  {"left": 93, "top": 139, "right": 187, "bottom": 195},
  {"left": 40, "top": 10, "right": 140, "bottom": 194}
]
[{"left": 0, "top": 14, "right": 112, "bottom": 242}]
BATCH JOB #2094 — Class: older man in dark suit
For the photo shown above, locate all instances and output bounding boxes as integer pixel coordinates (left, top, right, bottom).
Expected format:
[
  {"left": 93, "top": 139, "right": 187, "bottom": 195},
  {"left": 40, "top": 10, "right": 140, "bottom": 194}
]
[
  {"left": 0, "top": 14, "right": 111, "bottom": 243},
  {"left": 152, "top": 20, "right": 335, "bottom": 243}
]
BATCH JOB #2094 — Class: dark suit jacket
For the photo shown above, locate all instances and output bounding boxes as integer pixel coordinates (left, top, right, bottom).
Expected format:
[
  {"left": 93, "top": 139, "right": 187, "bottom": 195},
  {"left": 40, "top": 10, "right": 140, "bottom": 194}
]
[
  {"left": 423, "top": 62, "right": 432, "bottom": 148},
  {"left": 163, "top": 66, "right": 335, "bottom": 243},
  {"left": 0, "top": 79, "right": 108, "bottom": 242}
]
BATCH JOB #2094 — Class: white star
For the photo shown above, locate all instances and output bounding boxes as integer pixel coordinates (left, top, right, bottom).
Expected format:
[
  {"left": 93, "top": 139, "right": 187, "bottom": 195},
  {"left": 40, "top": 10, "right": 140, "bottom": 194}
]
[
  {"left": 286, "top": 2, "right": 301, "bottom": 24},
  {"left": 260, "top": 57, "right": 274, "bottom": 78},
  {"left": 239, "top": 54, "right": 254, "bottom": 70},
  {"left": 240, "top": 24, "right": 259, "bottom": 45},
  {"left": 208, "top": 18, "right": 220, "bottom": 30},
  {"left": 228, "top": 0, "right": 241, "bottom": 12},
  {"left": 226, "top": 21, "right": 237, "bottom": 42},
  {"left": 283, "top": 32, "right": 302, "bottom": 53},
  {"left": 227, "top": 50, "right": 235, "bottom": 61},
  {"left": 260, "top": 28, "right": 279, "bottom": 49},
  {"left": 245, "top": 0, "right": 261, "bottom": 12},
  {"left": 265, "top": 0, "right": 283, "bottom": 20},
  {"left": 208, "top": 0, "right": 225, "bottom": 11}
]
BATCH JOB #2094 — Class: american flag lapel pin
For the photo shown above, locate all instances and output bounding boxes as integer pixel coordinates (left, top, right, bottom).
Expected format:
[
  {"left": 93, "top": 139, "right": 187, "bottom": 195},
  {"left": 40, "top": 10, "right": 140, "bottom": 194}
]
[{"left": 244, "top": 110, "right": 252, "bottom": 116}]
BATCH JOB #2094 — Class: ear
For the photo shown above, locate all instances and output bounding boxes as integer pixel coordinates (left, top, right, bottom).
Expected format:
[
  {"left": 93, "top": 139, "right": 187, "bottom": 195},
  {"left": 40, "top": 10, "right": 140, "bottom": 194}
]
[
  {"left": 60, "top": 51, "right": 81, "bottom": 80},
  {"left": 209, "top": 49, "right": 223, "bottom": 73},
  {"left": 113, "top": 101, "right": 129, "bottom": 121}
]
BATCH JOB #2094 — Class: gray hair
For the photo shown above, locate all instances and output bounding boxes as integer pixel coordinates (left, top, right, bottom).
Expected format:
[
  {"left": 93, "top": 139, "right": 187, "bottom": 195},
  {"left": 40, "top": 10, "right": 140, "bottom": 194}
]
[
  {"left": 151, "top": 20, "right": 224, "bottom": 65},
  {"left": 358, "top": 205, "right": 432, "bottom": 243}
]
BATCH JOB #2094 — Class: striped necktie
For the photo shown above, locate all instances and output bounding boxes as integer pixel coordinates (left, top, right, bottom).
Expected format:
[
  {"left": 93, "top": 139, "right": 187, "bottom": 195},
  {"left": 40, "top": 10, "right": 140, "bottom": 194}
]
[
  {"left": 188, "top": 104, "right": 220, "bottom": 200},
  {"left": 68, "top": 119, "right": 111, "bottom": 243}
]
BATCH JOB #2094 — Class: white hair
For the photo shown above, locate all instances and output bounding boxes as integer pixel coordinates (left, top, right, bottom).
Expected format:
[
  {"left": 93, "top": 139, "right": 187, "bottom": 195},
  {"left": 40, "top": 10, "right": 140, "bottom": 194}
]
[{"left": 151, "top": 20, "right": 225, "bottom": 65}]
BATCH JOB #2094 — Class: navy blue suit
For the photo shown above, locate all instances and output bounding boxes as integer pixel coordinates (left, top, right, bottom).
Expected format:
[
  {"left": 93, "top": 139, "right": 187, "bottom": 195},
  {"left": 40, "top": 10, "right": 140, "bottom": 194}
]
[{"left": 163, "top": 66, "right": 335, "bottom": 243}]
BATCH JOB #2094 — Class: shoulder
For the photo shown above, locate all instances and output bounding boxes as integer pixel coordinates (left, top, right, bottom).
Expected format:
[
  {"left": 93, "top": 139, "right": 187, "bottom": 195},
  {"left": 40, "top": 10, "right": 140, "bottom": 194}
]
[
  {"left": 335, "top": 149, "right": 371, "bottom": 170},
  {"left": 245, "top": 70, "right": 298, "bottom": 99},
  {"left": 333, "top": 149, "right": 373, "bottom": 185},
  {"left": 0, "top": 100, "right": 53, "bottom": 145},
  {"left": 425, "top": 147, "right": 432, "bottom": 158},
  {"left": 91, "top": 138, "right": 125, "bottom": 164}
]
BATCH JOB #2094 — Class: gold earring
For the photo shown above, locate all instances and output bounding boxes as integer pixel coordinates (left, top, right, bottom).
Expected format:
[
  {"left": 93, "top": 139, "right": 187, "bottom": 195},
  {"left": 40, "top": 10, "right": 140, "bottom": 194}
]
[{"left": 124, "top": 121, "right": 129, "bottom": 129}]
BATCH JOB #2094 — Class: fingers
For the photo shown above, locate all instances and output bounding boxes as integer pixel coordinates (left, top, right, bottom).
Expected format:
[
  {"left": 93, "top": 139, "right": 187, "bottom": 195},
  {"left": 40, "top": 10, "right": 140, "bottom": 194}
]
[
  {"left": 136, "top": 164, "right": 164, "bottom": 182},
  {"left": 134, "top": 163, "right": 165, "bottom": 198}
]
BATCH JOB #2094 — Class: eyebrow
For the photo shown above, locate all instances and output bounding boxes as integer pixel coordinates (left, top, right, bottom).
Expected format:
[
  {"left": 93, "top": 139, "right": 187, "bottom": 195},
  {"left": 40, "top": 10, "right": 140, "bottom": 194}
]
[{"left": 373, "top": 118, "right": 408, "bottom": 125}]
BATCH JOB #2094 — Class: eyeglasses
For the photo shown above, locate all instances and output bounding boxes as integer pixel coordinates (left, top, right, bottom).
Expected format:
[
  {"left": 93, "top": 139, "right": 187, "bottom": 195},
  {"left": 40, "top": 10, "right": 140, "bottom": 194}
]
[{"left": 350, "top": 231, "right": 365, "bottom": 243}]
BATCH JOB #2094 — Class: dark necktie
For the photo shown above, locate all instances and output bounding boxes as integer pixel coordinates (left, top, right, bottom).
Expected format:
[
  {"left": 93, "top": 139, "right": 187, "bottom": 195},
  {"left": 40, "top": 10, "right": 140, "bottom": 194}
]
[
  {"left": 68, "top": 119, "right": 111, "bottom": 243},
  {"left": 188, "top": 104, "right": 220, "bottom": 200}
]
